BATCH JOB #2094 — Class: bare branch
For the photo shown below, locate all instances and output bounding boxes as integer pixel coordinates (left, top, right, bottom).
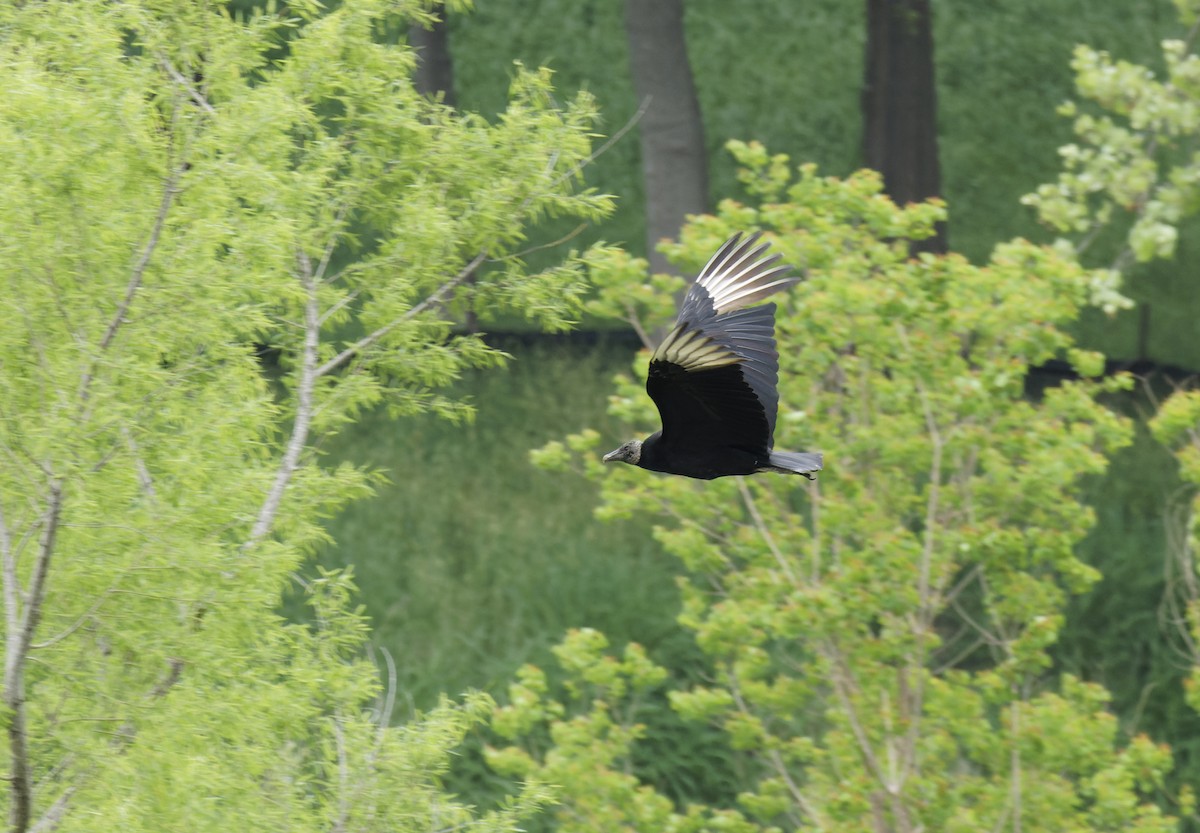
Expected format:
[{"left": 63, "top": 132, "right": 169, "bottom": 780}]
[
  {"left": 492, "top": 223, "right": 587, "bottom": 262},
  {"left": 736, "top": 476, "right": 797, "bottom": 584},
  {"left": 332, "top": 717, "right": 349, "bottom": 833},
  {"left": 157, "top": 55, "right": 216, "bottom": 115},
  {"left": 624, "top": 302, "right": 655, "bottom": 352},
  {"left": 318, "top": 287, "right": 362, "bottom": 327},
  {"left": 1, "top": 500, "right": 19, "bottom": 651},
  {"left": 932, "top": 633, "right": 987, "bottom": 675},
  {"left": 31, "top": 591, "right": 109, "bottom": 650},
  {"left": 822, "top": 643, "right": 890, "bottom": 788},
  {"left": 14, "top": 482, "right": 61, "bottom": 672},
  {"left": 551, "top": 97, "right": 649, "bottom": 190},
  {"left": 727, "top": 668, "right": 826, "bottom": 830},
  {"left": 120, "top": 426, "right": 155, "bottom": 499},
  {"left": 244, "top": 250, "right": 321, "bottom": 550},
  {"left": 6, "top": 478, "right": 63, "bottom": 833},
  {"left": 313, "top": 250, "right": 487, "bottom": 379},
  {"left": 942, "top": 564, "right": 981, "bottom": 609},
  {"left": 79, "top": 123, "right": 184, "bottom": 407},
  {"left": 377, "top": 645, "right": 397, "bottom": 735},
  {"left": 315, "top": 200, "right": 352, "bottom": 285},
  {"left": 1000, "top": 699, "right": 1022, "bottom": 833},
  {"left": 894, "top": 324, "right": 943, "bottom": 786},
  {"left": 29, "top": 786, "right": 74, "bottom": 833}
]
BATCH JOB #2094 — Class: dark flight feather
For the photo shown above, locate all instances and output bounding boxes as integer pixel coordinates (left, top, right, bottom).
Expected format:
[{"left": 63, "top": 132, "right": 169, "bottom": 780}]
[{"left": 603, "top": 232, "right": 824, "bottom": 480}]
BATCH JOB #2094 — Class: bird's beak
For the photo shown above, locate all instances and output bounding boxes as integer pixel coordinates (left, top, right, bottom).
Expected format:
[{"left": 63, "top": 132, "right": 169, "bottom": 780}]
[{"left": 602, "top": 449, "right": 620, "bottom": 463}]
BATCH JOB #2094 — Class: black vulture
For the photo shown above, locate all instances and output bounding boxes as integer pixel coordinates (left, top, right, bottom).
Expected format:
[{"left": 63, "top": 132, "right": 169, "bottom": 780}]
[{"left": 603, "top": 232, "right": 823, "bottom": 480}]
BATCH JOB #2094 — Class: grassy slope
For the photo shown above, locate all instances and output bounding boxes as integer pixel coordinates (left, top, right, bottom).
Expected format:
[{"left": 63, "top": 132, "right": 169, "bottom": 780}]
[{"left": 314, "top": 340, "right": 690, "bottom": 708}]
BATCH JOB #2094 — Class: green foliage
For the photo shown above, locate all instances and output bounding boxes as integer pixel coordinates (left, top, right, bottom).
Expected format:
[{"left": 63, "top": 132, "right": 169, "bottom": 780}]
[
  {"left": 450, "top": 0, "right": 1178, "bottom": 270},
  {"left": 489, "top": 629, "right": 756, "bottom": 833},
  {"left": 310, "top": 342, "right": 684, "bottom": 710},
  {"left": 1021, "top": 18, "right": 1200, "bottom": 365},
  {"left": 1150, "top": 390, "right": 1200, "bottom": 722},
  {"left": 0, "top": 0, "right": 611, "bottom": 829},
  {"left": 513, "top": 152, "right": 1182, "bottom": 831},
  {"left": 1024, "top": 9, "right": 1200, "bottom": 813}
]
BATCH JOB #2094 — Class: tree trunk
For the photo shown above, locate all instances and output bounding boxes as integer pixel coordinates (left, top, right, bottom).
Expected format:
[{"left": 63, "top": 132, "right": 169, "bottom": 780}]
[
  {"left": 409, "top": 9, "right": 456, "bottom": 107},
  {"left": 862, "top": 0, "right": 945, "bottom": 253},
  {"left": 625, "top": 0, "right": 709, "bottom": 275},
  {"left": 410, "top": 6, "right": 479, "bottom": 330}
]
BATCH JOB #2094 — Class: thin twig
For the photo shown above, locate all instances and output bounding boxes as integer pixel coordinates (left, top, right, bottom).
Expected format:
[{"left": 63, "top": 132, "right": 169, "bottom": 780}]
[
  {"left": 822, "top": 642, "right": 890, "bottom": 789},
  {"left": 377, "top": 646, "right": 397, "bottom": 733},
  {"left": 1, "top": 500, "right": 19, "bottom": 651},
  {"left": 727, "top": 668, "right": 826, "bottom": 830},
  {"left": 493, "top": 223, "right": 587, "bottom": 262},
  {"left": 31, "top": 592, "right": 110, "bottom": 650},
  {"left": 894, "top": 323, "right": 942, "bottom": 787},
  {"left": 313, "top": 250, "right": 488, "bottom": 379},
  {"left": 1008, "top": 697, "right": 1022, "bottom": 833},
  {"left": 244, "top": 249, "right": 321, "bottom": 549},
  {"left": 318, "top": 287, "right": 362, "bottom": 326},
  {"left": 331, "top": 717, "right": 349, "bottom": 833},
  {"left": 624, "top": 303, "right": 654, "bottom": 351},
  {"left": 736, "top": 476, "right": 796, "bottom": 584},
  {"left": 942, "top": 564, "right": 981, "bottom": 609},
  {"left": 315, "top": 200, "right": 352, "bottom": 284},
  {"left": 29, "top": 786, "right": 75, "bottom": 833},
  {"left": 551, "top": 96, "right": 650, "bottom": 190},
  {"left": 79, "top": 117, "right": 184, "bottom": 407},
  {"left": 157, "top": 55, "right": 216, "bottom": 115},
  {"left": 120, "top": 426, "right": 155, "bottom": 498}
]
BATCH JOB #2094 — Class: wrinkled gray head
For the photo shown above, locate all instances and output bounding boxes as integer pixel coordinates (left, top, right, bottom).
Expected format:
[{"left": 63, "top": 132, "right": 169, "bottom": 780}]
[{"left": 602, "top": 439, "right": 642, "bottom": 466}]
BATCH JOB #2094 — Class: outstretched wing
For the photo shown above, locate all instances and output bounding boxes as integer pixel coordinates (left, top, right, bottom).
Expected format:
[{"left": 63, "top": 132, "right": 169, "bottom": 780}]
[
  {"left": 646, "top": 233, "right": 796, "bottom": 454},
  {"left": 682, "top": 232, "right": 798, "bottom": 319},
  {"left": 647, "top": 304, "right": 780, "bottom": 455}
]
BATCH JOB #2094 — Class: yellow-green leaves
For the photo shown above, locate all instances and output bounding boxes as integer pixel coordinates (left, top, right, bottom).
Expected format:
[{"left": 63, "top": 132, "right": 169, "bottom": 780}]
[
  {"left": 521, "top": 147, "right": 1176, "bottom": 830},
  {"left": 0, "top": 1, "right": 611, "bottom": 830}
]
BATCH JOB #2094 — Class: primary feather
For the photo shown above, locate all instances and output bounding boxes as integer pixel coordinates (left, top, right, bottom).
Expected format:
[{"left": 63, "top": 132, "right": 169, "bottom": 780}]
[{"left": 602, "top": 232, "right": 823, "bottom": 480}]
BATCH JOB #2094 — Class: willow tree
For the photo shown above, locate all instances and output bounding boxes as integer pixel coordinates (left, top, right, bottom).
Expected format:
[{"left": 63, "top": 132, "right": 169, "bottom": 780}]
[{"left": 0, "top": 0, "right": 610, "bottom": 830}]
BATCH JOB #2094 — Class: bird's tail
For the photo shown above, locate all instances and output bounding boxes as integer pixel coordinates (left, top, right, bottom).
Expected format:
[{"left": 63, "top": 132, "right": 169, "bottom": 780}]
[{"left": 762, "top": 450, "right": 823, "bottom": 479}]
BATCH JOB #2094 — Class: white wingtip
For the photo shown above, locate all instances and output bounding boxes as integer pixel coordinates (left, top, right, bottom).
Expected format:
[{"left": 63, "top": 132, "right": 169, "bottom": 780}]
[{"left": 695, "top": 233, "right": 797, "bottom": 313}]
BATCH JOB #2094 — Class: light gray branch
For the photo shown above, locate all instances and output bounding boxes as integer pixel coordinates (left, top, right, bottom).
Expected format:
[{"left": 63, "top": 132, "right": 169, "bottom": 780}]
[
  {"left": 736, "top": 476, "right": 796, "bottom": 584},
  {"left": 332, "top": 717, "right": 349, "bottom": 833},
  {"left": 120, "top": 426, "right": 156, "bottom": 498},
  {"left": 727, "top": 666, "right": 826, "bottom": 830},
  {"left": 244, "top": 250, "right": 321, "bottom": 550},
  {"left": 313, "top": 250, "right": 488, "bottom": 379},
  {"left": 79, "top": 133, "right": 184, "bottom": 407},
  {"left": 157, "top": 55, "right": 216, "bottom": 115},
  {"left": 29, "top": 786, "right": 74, "bottom": 833},
  {"left": 1, "top": 501, "right": 19, "bottom": 652},
  {"left": 894, "top": 323, "right": 942, "bottom": 787}
]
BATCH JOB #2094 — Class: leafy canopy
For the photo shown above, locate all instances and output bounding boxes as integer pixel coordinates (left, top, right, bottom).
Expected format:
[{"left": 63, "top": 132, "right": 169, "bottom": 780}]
[
  {"left": 0, "top": 0, "right": 611, "bottom": 830},
  {"left": 517, "top": 143, "right": 1180, "bottom": 832}
]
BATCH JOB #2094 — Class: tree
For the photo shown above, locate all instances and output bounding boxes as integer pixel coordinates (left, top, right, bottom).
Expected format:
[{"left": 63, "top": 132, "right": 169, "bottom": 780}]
[
  {"left": 410, "top": 2, "right": 458, "bottom": 106},
  {"left": 862, "top": 0, "right": 946, "bottom": 252},
  {"left": 507, "top": 142, "right": 1179, "bottom": 831},
  {"left": 0, "top": 0, "right": 611, "bottom": 830},
  {"left": 1024, "top": 0, "right": 1200, "bottom": 802},
  {"left": 625, "top": 0, "right": 709, "bottom": 274}
]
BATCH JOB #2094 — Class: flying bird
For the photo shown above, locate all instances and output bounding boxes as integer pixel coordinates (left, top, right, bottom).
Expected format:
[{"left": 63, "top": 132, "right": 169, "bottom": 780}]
[{"left": 603, "top": 232, "right": 823, "bottom": 480}]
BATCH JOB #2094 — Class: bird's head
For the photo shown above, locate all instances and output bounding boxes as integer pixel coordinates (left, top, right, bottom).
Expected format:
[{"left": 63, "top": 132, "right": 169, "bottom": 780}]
[{"left": 602, "top": 439, "right": 643, "bottom": 466}]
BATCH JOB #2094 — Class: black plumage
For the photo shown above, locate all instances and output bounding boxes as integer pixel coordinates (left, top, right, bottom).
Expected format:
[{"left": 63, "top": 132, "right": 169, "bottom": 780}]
[{"left": 603, "top": 232, "right": 823, "bottom": 480}]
